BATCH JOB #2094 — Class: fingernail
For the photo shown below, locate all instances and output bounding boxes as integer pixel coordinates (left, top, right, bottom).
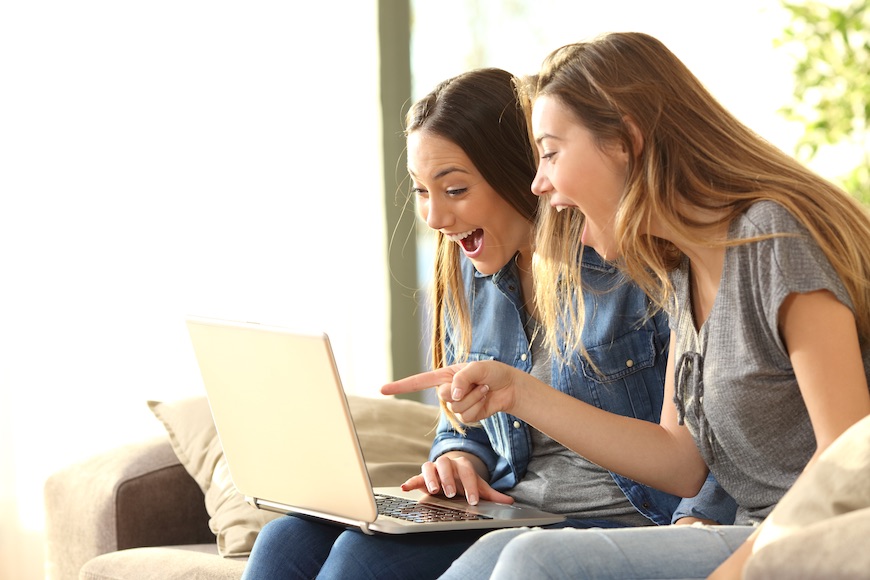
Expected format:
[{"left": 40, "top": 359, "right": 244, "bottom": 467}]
[
  {"left": 452, "top": 388, "right": 462, "bottom": 400},
  {"left": 444, "top": 485, "right": 455, "bottom": 498},
  {"left": 467, "top": 493, "right": 478, "bottom": 505},
  {"left": 427, "top": 481, "right": 438, "bottom": 493}
]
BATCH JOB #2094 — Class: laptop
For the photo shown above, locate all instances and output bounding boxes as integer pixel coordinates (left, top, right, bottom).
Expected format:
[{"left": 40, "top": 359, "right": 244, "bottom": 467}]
[{"left": 185, "top": 315, "right": 565, "bottom": 535}]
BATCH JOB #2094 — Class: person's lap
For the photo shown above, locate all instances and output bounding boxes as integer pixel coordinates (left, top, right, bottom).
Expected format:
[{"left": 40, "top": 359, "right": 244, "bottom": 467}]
[
  {"left": 241, "top": 514, "right": 487, "bottom": 580},
  {"left": 440, "top": 524, "right": 755, "bottom": 580},
  {"left": 241, "top": 516, "right": 343, "bottom": 579},
  {"left": 242, "top": 514, "right": 630, "bottom": 579}
]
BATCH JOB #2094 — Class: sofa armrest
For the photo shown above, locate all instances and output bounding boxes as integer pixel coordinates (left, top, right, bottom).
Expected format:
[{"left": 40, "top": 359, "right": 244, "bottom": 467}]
[{"left": 44, "top": 436, "right": 214, "bottom": 580}]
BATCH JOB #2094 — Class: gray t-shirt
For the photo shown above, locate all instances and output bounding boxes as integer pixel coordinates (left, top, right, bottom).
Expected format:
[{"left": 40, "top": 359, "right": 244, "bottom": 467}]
[
  {"left": 509, "top": 319, "right": 652, "bottom": 525},
  {"left": 669, "top": 201, "right": 870, "bottom": 524}
]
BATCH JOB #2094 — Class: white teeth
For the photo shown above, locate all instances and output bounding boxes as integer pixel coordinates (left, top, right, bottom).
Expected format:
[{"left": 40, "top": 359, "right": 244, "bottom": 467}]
[
  {"left": 554, "top": 205, "right": 569, "bottom": 213},
  {"left": 445, "top": 230, "right": 474, "bottom": 242}
]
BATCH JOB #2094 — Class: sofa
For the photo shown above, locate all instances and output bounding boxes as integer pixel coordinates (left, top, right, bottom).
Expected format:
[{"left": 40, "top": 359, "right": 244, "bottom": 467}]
[{"left": 44, "top": 395, "right": 441, "bottom": 580}]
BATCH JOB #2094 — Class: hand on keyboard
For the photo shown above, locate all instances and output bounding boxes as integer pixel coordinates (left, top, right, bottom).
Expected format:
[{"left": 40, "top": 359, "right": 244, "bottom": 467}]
[{"left": 400, "top": 451, "right": 515, "bottom": 506}]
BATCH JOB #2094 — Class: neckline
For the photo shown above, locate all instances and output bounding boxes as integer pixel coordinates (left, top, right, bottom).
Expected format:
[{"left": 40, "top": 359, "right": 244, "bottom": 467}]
[{"left": 683, "top": 247, "right": 731, "bottom": 339}]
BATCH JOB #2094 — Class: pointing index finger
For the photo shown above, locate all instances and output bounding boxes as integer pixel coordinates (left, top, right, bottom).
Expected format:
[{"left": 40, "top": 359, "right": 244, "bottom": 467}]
[{"left": 380, "top": 366, "right": 461, "bottom": 396}]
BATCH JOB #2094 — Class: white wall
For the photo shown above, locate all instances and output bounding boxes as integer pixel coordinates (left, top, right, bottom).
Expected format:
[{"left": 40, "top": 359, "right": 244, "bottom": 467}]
[
  {"left": 411, "top": 0, "right": 802, "bottom": 155},
  {"left": 0, "top": 2, "right": 386, "bottom": 578}
]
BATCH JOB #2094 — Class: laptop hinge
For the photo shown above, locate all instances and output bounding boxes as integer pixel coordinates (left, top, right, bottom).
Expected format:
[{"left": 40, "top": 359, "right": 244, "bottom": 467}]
[{"left": 246, "top": 496, "right": 374, "bottom": 535}]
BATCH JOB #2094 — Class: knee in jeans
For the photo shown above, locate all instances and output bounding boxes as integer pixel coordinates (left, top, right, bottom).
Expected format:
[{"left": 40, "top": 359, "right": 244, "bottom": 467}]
[
  {"left": 495, "top": 532, "right": 554, "bottom": 576},
  {"left": 255, "top": 516, "right": 292, "bottom": 544},
  {"left": 477, "top": 526, "right": 534, "bottom": 548}
]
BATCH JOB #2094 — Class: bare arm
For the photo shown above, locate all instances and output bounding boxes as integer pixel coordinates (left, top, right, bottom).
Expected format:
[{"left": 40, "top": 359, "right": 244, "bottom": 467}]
[
  {"left": 710, "top": 290, "right": 870, "bottom": 578},
  {"left": 383, "top": 333, "right": 709, "bottom": 498}
]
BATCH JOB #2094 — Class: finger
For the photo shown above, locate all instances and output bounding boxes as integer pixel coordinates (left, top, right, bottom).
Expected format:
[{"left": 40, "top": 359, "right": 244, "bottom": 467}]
[
  {"left": 400, "top": 474, "right": 427, "bottom": 492},
  {"left": 449, "top": 387, "right": 493, "bottom": 425},
  {"left": 477, "top": 485, "right": 515, "bottom": 505},
  {"left": 446, "top": 384, "right": 489, "bottom": 415},
  {"left": 448, "top": 361, "right": 496, "bottom": 400},
  {"left": 420, "top": 461, "right": 441, "bottom": 495},
  {"left": 380, "top": 366, "right": 462, "bottom": 396},
  {"left": 435, "top": 382, "right": 456, "bottom": 403},
  {"left": 433, "top": 456, "right": 459, "bottom": 499},
  {"left": 452, "top": 460, "right": 482, "bottom": 506}
]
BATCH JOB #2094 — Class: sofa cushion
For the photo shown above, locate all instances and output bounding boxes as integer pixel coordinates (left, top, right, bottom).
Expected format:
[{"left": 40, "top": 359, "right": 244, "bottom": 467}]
[
  {"left": 79, "top": 544, "right": 247, "bottom": 580},
  {"left": 148, "top": 395, "right": 439, "bottom": 557},
  {"left": 745, "top": 414, "right": 870, "bottom": 579}
]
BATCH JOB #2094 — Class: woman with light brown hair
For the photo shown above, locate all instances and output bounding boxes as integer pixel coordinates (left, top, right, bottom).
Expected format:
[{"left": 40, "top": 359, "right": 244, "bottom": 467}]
[{"left": 383, "top": 31, "right": 870, "bottom": 578}]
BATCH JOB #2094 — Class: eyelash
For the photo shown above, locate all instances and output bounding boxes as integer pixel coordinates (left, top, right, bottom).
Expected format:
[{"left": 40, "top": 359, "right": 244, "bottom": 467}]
[
  {"left": 411, "top": 187, "right": 468, "bottom": 198},
  {"left": 541, "top": 152, "right": 556, "bottom": 160}
]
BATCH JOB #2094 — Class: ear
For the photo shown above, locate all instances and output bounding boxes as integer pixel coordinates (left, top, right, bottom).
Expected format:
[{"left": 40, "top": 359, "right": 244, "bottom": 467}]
[{"left": 623, "top": 116, "right": 644, "bottom": 157}]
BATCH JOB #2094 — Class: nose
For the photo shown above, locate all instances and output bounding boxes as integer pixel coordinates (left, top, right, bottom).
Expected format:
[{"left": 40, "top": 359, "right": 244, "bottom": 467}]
[
  {"left": 423, "top": 194, "right": 453, "bottom": 230},
  {"left": 531, "top": 164, "right": 552, "bottom": 197}
]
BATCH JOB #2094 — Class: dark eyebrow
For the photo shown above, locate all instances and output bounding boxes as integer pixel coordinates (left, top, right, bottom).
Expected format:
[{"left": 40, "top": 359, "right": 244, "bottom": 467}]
[
  {"left": 434, "top": 166, "right": 470, "bottom": 180},
  {"left": 408, "top": 166, "right": 471, "bottom": 180}
]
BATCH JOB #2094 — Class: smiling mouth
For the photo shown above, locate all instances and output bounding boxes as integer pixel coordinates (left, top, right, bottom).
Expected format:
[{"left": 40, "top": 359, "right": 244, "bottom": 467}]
[{"left": 445, "top": 228, "right": 483, "bottom": 254}]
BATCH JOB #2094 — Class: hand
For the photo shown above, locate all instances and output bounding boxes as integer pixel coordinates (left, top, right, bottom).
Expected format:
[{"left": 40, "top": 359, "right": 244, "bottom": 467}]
[
  {"left": 400, "top": 452, "right": 514, "bottom": 506},
  {"left": 381, "top": 360, "right": 524, "bottom": 424},
  {"left": 707, "top": 534, "right": 755, "bottom": 579},
  {"left": 674, "top": 516, "right": 717, "bottom": 526}
]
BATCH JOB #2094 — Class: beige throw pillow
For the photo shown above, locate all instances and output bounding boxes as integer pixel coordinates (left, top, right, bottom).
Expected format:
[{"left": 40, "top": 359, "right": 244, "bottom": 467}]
[
  {"left": 148, "top": 395, "right": 439, "bottom": 557},
  {"left": 745, "top": 414, "right": 870, "bottom": 579}
]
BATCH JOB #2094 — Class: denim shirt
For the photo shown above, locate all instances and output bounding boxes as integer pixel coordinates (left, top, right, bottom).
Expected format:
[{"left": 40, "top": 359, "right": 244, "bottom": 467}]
[{"left": 430, "top": 247, "right": 736, "bottom": 526}]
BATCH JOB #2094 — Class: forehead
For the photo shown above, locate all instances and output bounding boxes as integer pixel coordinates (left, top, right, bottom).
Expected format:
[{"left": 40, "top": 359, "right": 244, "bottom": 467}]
[
  {"left": 531, "top": 95, "right": 572, "bottom": 132},
  {"left": 407, "top": 130, "right": 475, "bottom": 177}
]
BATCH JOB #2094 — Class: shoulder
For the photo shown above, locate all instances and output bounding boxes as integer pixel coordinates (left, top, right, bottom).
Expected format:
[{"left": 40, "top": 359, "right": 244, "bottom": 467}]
[{"left": 732, "top": 201, "right": 804, "bottom": 238}]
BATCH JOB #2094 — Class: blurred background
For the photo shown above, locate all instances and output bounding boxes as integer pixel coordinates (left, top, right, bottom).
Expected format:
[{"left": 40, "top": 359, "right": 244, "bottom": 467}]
[{"left": 1, "top": 0, "right": 867, "bottom": 577}]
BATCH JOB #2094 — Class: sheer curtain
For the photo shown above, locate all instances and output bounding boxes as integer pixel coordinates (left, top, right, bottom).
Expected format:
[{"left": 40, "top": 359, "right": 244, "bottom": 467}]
[{"left": 0, "top": 2, "right": 387, "bottom": 578}]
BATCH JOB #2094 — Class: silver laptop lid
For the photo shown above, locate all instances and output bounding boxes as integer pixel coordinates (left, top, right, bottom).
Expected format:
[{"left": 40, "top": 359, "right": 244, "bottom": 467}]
[{"left": 186, "top": 316, "right": 377, "bottom": 525}]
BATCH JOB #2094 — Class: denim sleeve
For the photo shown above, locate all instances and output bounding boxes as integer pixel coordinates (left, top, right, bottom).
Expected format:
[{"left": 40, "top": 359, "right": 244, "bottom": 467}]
[
  {"left": 428, "top": 413, "right": 502, "bottom": 478},
  {"left": 671, "top": 472, "right": 737, "bottom": 524}
]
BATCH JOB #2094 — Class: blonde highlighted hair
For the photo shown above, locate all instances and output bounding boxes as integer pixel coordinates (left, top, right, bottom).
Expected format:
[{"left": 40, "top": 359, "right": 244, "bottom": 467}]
[{"left": 527, "top": 32, "right": 870, "bottom": 347}]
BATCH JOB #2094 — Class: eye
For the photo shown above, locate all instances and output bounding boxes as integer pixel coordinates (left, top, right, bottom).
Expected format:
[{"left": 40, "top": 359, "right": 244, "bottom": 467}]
[
  {"left": 411, "top": 186, "right": 429, "bottom": 198},
  {"left": 541, "top": 151, "right": 556, "bottom": 161},
  {"left": 445, "top": 187, "right": 468, "bottom": 197}
]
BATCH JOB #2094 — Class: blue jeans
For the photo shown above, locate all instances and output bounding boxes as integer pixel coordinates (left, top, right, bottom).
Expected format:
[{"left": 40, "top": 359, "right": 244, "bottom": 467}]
[
  {"left": 440, "top": 524, "right": 756, "bottom": 579},
  {"left": 241, "top": 515, "right": 632, "bottom": 580}
]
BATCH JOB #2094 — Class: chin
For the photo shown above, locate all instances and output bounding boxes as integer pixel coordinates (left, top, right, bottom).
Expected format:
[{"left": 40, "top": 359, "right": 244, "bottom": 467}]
[{"left": 470, "top": 259, "right": 501, "bottom": 277}]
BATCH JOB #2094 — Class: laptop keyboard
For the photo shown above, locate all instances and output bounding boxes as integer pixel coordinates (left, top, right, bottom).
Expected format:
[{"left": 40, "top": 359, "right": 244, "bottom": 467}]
[{"left": 375, "top": 493, "right": 492, "bottom": 523}]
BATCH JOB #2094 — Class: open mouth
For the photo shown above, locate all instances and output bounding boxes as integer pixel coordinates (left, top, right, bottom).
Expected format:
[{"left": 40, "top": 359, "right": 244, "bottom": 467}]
[
  {"left": 446, "top": 228, "right": 484, "bottom": 256},
  {"left": 460, "top": 229, "right": 483, "bottom": 253}
]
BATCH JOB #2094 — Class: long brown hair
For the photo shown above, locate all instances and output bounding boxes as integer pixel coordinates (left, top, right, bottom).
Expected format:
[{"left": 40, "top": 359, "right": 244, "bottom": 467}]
[{"left": 406, "top": 68, "right": 538, "bottom": 428}]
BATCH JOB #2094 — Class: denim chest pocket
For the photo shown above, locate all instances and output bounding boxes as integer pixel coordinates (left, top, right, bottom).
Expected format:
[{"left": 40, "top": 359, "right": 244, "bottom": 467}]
[{"left": 580, "top": 329, "right": 658, "bottom": 383}]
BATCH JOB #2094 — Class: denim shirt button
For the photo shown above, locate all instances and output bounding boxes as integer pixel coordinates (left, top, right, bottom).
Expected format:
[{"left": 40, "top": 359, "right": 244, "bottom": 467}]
[
  {"left": 520, "top": 353, "right": 528, "bottom": 362},
  {"left": 513, "top": 421, "right": 521, "bottom": 429},
  {"left": 625, "top": 359, "right": 634, "bottom": 368}
]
